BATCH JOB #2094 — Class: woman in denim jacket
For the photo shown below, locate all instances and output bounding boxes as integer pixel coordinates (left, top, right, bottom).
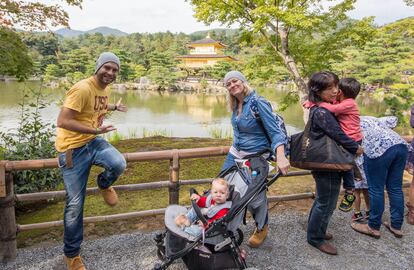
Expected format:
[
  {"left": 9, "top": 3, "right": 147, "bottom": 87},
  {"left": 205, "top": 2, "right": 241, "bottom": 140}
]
[
  {"left": 305, "top": 71, "right": 362, "bottom": 255},
  {"left": 221, "top": 70, "right": 290, "bottom": 248}
]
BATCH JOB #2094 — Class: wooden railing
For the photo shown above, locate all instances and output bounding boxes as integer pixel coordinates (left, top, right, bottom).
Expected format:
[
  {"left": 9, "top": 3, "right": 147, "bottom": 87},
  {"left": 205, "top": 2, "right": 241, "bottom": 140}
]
[
  {"left": 1, "top": 136, "right": 413, "bottom": 262},
  {"left": 0, "top": 146, "right": 315, "bottom": 262}
]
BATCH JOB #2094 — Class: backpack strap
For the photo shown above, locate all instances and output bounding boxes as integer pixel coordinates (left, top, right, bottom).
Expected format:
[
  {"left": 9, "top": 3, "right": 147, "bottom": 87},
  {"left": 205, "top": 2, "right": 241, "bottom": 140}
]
[{"left": 249, "top": 95, "right": 272, "bottom": 143}]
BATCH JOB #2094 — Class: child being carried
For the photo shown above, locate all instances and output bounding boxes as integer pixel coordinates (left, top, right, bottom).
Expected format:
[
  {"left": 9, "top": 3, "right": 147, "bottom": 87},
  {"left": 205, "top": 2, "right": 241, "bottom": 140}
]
[{"left": 175, "top": 178, "right": 232, "bottom": 237}]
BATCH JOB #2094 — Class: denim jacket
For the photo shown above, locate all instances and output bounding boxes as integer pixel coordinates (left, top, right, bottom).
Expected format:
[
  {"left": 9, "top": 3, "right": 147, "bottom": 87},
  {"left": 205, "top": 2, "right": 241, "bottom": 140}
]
[{"left": 231, "top": 91, "right": 287, "bottom": 154}]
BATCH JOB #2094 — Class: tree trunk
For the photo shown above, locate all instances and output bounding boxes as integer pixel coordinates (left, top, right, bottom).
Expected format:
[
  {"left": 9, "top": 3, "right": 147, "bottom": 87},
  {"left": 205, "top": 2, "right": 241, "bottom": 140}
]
[{"left": 277, "top": 28, "right": 309, "bottom": 123}]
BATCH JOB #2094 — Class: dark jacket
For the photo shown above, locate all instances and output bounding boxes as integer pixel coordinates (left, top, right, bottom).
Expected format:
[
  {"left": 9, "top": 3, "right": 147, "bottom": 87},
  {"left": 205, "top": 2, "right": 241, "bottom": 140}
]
[
  {"left": 410, "top": 104, "right": 414, "bottom": 128},
  {"left": 309, "top": 106, "right": 359, "bottom": 155}
]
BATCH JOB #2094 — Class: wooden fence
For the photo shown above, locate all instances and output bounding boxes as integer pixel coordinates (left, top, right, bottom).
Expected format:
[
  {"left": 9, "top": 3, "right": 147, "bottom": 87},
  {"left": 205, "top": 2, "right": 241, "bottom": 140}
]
[{"left": 1, "top": 138, "right": 412, "bottom": 262}]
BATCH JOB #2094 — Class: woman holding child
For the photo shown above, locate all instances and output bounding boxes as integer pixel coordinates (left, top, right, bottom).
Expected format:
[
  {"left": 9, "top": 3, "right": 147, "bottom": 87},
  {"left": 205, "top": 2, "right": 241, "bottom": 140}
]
[
  {"left": 221, "top": 70, "right": 290, "bottom": 248},
  {"left": 304, "top": 71, "right": 363, "bottom": 255}
]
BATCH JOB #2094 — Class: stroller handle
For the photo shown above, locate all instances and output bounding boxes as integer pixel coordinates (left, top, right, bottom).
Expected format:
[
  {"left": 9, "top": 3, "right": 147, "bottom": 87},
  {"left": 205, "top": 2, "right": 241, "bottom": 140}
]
[
  {"left": 191, "top": 199, "right": 208, "bottom": 226},
  {"left": 267, "top": 170, "right": 282, "bottom": 188},
  {"left": 189, "top": 188, "right": 199, "bottom": 197}
]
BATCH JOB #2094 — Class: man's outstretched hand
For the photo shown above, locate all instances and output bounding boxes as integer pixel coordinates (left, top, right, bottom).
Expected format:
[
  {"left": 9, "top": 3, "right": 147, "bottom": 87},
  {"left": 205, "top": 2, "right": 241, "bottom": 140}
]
[
  {"left": 97, "top": 125, "right": 116, "bottom": 134},
  {"left": 115, "top": 98, "right": 128, "bottom": 112}
]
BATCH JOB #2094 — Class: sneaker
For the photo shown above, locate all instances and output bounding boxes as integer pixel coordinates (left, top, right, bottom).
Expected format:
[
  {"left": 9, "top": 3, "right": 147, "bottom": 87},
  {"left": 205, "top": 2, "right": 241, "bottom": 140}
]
[
  {"left": 338, "top": 193, "right": 355, "bottom": 212},
  {"left": 64, "top": 255, "right": 86, "bottom": 270},
  {"left": 100, "top": 186, "right": 118, "bottom": 206},
  {"left": 248, "top": 224, "right": 268, "bottom": 248},
  {"left": 352, "top": 211, "right": 364, "bottom": 222}
]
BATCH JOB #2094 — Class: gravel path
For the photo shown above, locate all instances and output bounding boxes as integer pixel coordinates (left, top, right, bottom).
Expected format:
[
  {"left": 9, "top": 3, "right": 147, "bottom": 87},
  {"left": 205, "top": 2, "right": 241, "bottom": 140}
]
[{"left": 2, "top": 210, "right": 414, "bottom": 270}]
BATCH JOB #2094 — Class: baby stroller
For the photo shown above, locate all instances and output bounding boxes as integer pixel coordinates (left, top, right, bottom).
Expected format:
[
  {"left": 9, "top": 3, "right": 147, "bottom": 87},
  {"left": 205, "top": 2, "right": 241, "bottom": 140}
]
[{"left": 154, "top": 150, "right": 281, "bottom": 270}]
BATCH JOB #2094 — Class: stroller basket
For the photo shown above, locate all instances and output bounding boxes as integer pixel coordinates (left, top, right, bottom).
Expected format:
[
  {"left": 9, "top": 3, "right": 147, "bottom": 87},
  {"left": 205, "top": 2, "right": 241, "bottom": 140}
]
[{"left": 154, "top": 151, "right": 281, "bottom": 270}]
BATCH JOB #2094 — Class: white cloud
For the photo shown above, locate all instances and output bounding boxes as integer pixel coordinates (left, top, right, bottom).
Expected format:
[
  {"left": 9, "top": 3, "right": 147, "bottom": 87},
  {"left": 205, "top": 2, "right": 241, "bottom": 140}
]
[{"left": 348, "top": 0, "right": 413, "bottom": 25}]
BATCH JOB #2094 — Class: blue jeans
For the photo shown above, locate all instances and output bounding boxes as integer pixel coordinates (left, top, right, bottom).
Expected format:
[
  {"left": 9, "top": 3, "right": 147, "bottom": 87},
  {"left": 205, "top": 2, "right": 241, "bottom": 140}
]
[
  {"left": 222, "top": 152, "right": 236, "bottom": 172},
  {"left": 341, "top": 169, "right": 355, "bottom": 191},
  {"left": 364, "top": 144, "right": 408, "bottom": 230},
  {"left": 221, "top": 153, "right": 268, "bottom": 230},
  {"left": 307, "top": 171, "right": 341, "bottom": 247},
  {"left": 341, "top": 140, "right": 361, "bottom": 191},
  {"left": 58, "top": 137, "right": 126, "bottom": 257},
  {"left": 183, "top": 208, "right": 203, "bottom": 236}
]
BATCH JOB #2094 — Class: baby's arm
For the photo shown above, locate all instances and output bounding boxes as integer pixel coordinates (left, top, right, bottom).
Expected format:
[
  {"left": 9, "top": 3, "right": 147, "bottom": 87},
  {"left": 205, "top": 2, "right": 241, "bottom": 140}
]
[{"left": 190, "top": 193, "right": 201, "bottom": 202}]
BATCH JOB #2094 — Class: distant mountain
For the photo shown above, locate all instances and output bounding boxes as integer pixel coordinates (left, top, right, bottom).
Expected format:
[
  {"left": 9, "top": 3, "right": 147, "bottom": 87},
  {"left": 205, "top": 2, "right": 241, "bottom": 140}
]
[
  {"left": 55, "top": 26, "right": 128, "bottom": 38},
  {"left": 55, "top": 28, "right": 85, "bottom": 37}
]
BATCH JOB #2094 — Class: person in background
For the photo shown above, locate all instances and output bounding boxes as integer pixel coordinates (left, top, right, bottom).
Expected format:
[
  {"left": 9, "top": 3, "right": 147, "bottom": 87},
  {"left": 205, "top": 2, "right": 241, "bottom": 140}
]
[
  {"left": 56, "top": 52, "right": 127, "bottom": 270},
  {"left": 317, "top": 78, "right": 363, "bottom": 212},
  {"left": 304, "top": 71, "right": 363, "bottom": 255},
  {"left": 351, "top": 116, "right": 408, "bottom": 239},
  {"left": 352, "top": 157, "right": 370, "bottom": 222},
  {"left": 221, "top": 70, "right": 290, "bottom": 248}
]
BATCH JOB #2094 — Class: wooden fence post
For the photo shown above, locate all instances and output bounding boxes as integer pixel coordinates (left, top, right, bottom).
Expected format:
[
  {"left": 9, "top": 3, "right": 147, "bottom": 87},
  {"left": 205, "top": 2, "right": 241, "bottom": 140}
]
[
  {"left": 169, "top": 150, "right": 180, "bottom": 204},
  {"left": 0, "top": 165, "right": 17, "bottom": 262}
]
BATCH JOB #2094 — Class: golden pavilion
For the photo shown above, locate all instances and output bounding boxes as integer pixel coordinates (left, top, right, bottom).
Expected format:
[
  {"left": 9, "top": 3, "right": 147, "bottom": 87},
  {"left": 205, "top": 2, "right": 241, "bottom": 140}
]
[{"left": 177, "top": 33, "right": 236, "bottom": 68}]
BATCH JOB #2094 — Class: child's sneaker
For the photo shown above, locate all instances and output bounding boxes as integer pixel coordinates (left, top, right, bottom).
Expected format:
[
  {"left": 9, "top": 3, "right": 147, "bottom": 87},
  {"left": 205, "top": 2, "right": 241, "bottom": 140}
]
[
  {"left": 352, "top": 211, "right": 364, "bottom": 222},
  {"left": 338, "top": 192, "right": 355, "bottom": 212}
]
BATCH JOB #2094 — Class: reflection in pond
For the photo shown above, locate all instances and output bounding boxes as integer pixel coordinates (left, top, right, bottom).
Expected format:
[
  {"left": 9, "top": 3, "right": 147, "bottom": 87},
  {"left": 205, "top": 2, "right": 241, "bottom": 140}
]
[{"left": 0, "top": 81, "right": 387, "bottom": 139}]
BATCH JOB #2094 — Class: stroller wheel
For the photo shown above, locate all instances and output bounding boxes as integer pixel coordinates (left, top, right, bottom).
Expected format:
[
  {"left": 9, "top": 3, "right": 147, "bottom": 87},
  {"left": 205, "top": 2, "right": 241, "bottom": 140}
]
[{"left": 236, "top": 228, "right": 244, "bottom": 246}]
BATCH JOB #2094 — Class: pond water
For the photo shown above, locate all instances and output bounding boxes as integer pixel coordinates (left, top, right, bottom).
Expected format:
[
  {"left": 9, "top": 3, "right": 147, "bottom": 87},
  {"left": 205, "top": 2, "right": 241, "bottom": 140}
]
[{"left": 0, "top": 81, "right": 387, "bottom": 139}]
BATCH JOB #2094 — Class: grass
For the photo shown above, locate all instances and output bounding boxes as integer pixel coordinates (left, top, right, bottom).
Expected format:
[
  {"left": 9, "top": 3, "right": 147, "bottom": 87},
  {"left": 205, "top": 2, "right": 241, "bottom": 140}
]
[
  {"left": 208, "top": 126, "right": 233, "bottom": 139},
  {"left": 103, "top": 128, "right": 141, "bottom": 143},
  {"left": 142, "top": 128, "right": 172, "bottom": 138}
]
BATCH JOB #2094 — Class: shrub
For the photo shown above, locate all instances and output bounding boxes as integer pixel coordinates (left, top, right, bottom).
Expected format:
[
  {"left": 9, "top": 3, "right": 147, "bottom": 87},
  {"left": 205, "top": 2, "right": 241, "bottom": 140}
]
[{"left": 0, "top": 86, "right": 62, "bottom": 193}]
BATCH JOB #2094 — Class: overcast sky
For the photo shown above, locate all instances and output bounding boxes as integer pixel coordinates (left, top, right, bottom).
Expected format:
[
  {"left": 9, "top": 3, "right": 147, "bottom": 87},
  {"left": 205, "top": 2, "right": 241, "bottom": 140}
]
[{"left": 48, "top": 0, "right": 413, "bottom": 33}]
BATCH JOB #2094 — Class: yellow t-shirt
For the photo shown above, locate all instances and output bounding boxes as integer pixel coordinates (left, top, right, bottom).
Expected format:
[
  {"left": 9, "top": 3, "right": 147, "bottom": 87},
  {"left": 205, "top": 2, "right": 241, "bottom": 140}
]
[{"left": 55, "top": 76, "right": 110, "bottom": 152}]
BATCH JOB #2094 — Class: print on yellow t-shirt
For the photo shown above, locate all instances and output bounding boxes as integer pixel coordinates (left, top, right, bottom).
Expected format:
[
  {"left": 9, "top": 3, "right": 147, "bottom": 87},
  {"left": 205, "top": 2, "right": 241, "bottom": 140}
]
[{"left": 55, "top": 76, "right": 110, "bottom": 152}]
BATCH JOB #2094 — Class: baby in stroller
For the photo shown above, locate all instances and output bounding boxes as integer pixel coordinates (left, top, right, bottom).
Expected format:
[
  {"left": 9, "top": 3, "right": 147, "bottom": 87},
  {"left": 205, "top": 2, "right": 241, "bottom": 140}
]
[
  {"left": 154, "top": 151, "right": 280, "bottom": 270},
  {"left": 175, "top": 178, "right": 232, "bottom": 236}
]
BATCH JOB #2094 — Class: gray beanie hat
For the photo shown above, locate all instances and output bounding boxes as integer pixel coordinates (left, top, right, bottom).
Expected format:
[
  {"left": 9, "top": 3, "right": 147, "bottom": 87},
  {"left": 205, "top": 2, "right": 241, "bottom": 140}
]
[
  {"left": 95, "top": 52, "right": 120, "bottom": 74},
  {"left": 223, "top": 70, "right": 247, "bottom": 85}
]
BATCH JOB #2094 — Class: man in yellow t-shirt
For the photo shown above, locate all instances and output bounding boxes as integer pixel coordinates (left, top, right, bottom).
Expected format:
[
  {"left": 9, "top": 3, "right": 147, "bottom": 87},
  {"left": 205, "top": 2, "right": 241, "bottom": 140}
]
[{"left": 56, "top": 52, "right": 127, "bottom": 270}]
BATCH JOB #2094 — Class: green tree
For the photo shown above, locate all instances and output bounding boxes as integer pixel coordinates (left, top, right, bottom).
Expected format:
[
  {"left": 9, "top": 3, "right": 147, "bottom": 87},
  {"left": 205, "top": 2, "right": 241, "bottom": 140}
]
[
  {"left": 43, "top": 64, "right": 62, "bottom": 81},
  {"left": 112, "top": 49, "right": 133, "bottom": 82},
  {"left": 148, "top": 65, "right": 177, "bottom": 90},
  {"left": 0, "top": 27, "right": 32, "bottom": 80},
  {"left": 187, "top": 0, "right": 374, "bottom": 103},
  {"left": 1, "top": 0, "right": 82, "bottom": 30},
  {"left": 0, "top": 1, "right": 82, "bottom": 79},
  {"left": 332, "top": 18, "right": 414, "bottom": 126},
  {"left": 133, "top": 64, "right": 146, "bottom": 81},
  {"left": 147, "top": 51, "right": 178, "bottom": 89},
  {"left": 60, "top": 48, "right": 91, "bottom": 75},
  {"left": 210, "top": 61, "right": 234, "bottom": 84}
]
